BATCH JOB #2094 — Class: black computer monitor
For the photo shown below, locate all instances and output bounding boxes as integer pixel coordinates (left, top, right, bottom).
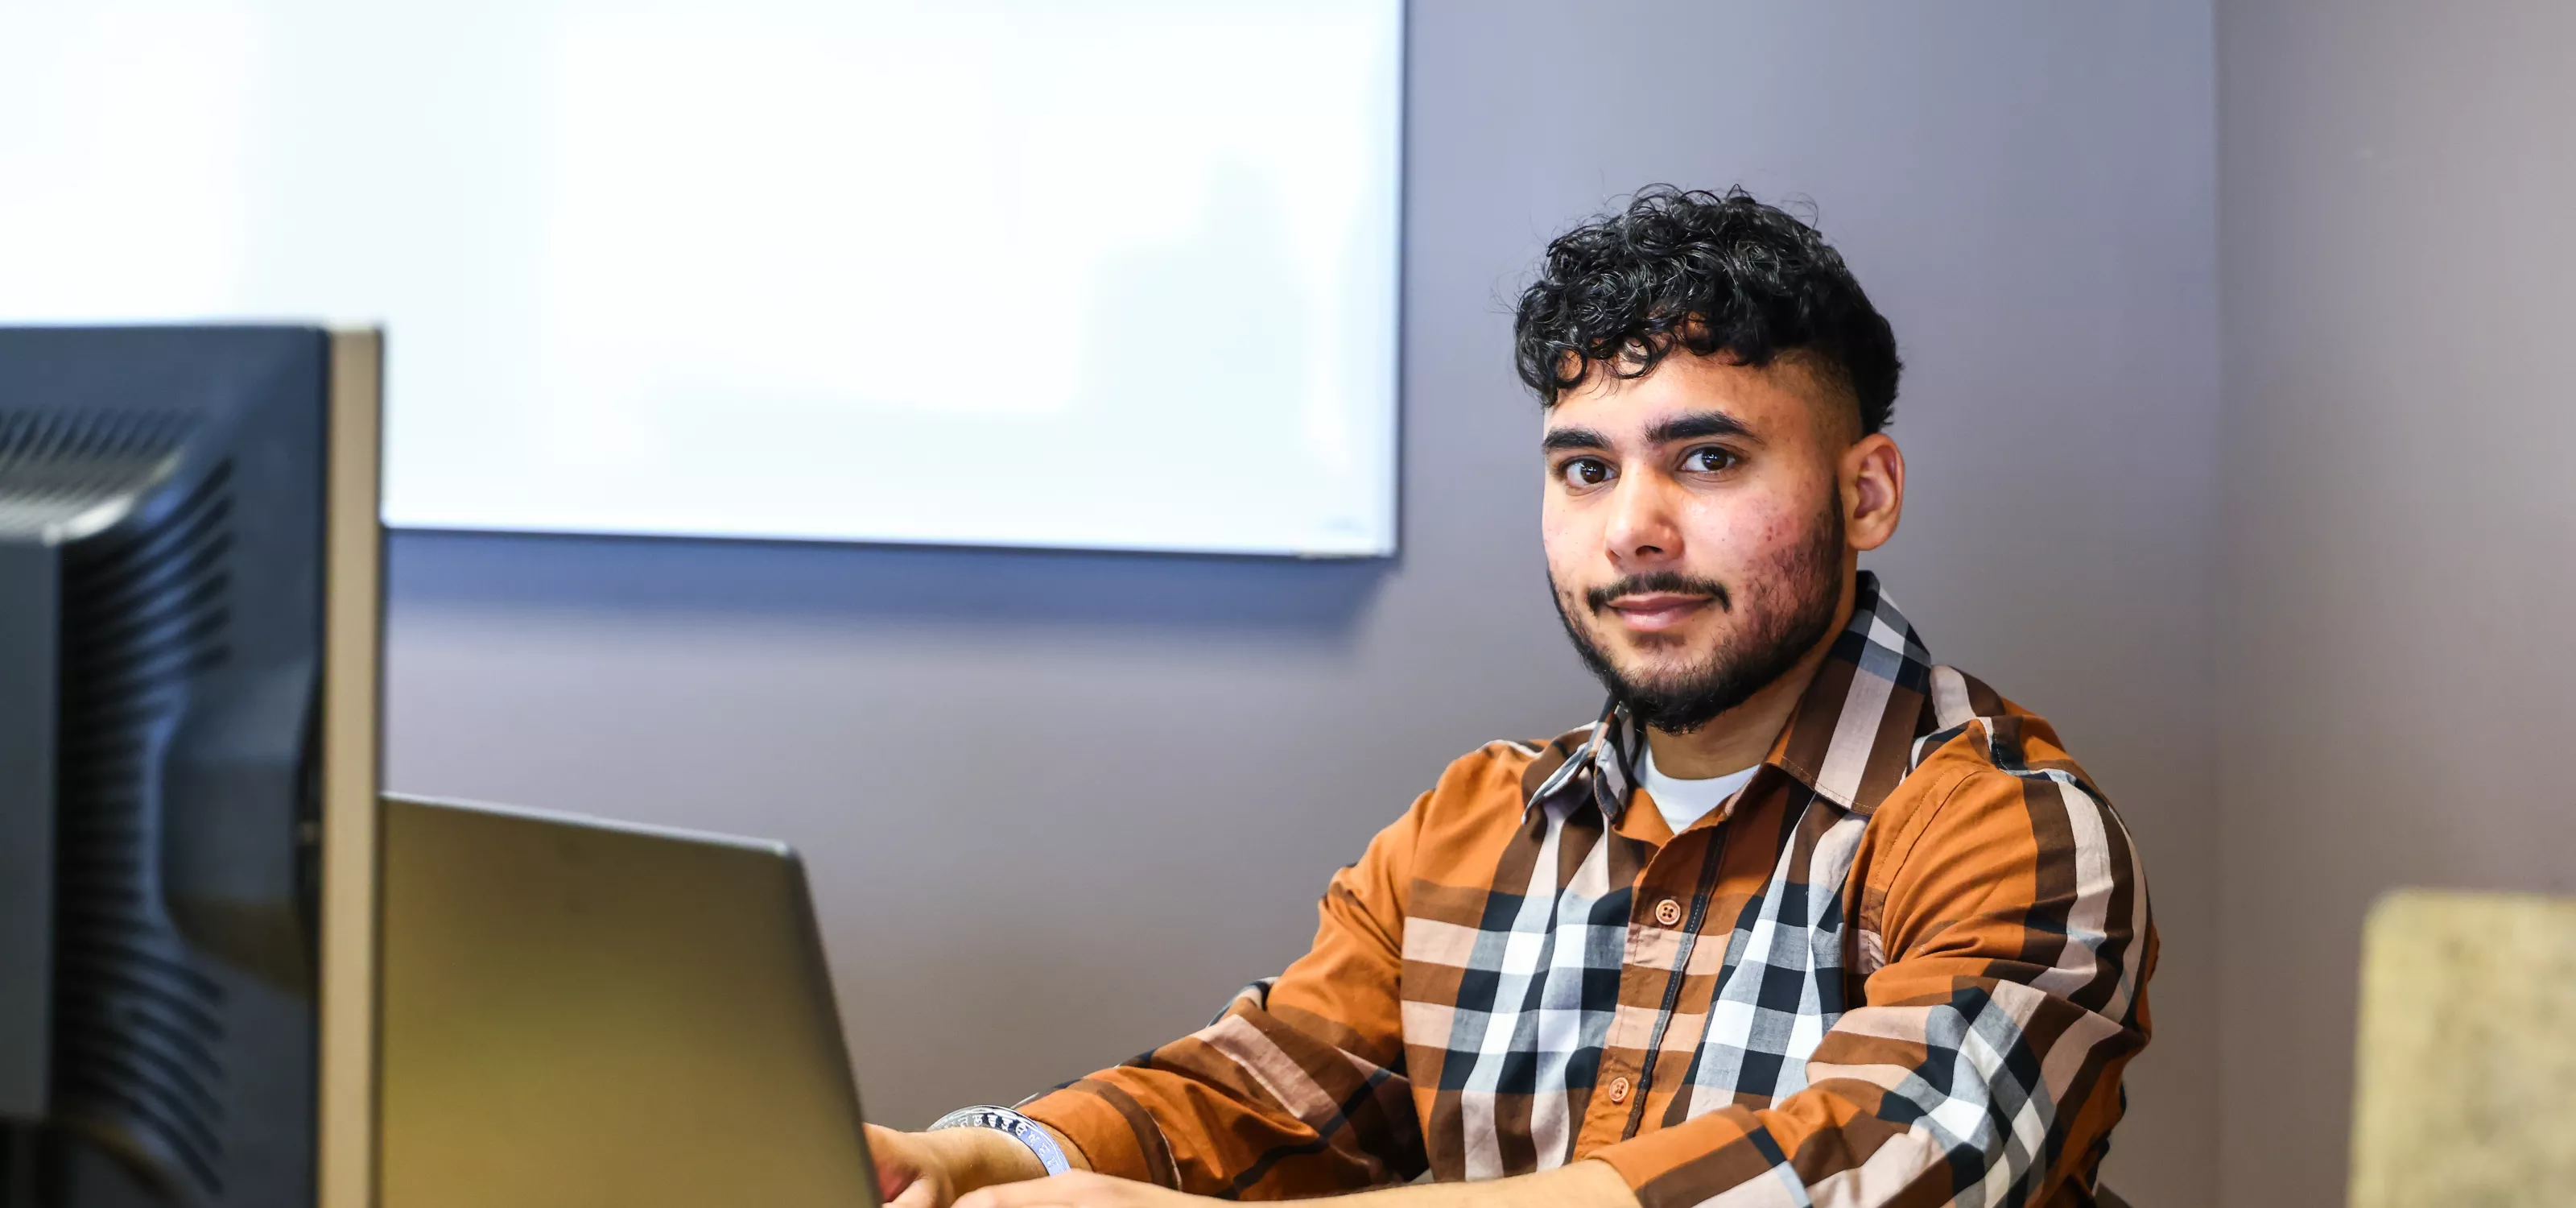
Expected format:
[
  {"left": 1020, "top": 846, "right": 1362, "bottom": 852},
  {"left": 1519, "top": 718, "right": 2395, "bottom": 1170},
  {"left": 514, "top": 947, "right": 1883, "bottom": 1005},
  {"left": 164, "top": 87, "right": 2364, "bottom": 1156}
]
[{"left": 0, "top": 326, "right": 385, "bottom": 1208}]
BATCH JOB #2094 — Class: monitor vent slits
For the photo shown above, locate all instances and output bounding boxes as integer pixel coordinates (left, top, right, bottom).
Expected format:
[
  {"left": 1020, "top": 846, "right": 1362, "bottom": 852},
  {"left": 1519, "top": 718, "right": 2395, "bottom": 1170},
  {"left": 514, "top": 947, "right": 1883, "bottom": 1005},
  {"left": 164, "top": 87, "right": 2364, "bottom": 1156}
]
[
  {"left": 54, "top": 461, "right": 237, "bottom": 1199},
  {"left": 0, "top": 409, "right": 196, "bottom": 542}
]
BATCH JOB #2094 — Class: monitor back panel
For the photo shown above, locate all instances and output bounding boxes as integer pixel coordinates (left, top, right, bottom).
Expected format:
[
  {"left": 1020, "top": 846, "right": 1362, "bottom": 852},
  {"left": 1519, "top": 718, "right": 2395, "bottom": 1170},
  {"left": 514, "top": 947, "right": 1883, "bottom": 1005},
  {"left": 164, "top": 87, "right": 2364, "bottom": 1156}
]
[
  {"left": 378, "top": 795, "right": 878, "bottom": 1208},
  {"left": 0, "top": 324, "right": 378, "bottom": 1208}
]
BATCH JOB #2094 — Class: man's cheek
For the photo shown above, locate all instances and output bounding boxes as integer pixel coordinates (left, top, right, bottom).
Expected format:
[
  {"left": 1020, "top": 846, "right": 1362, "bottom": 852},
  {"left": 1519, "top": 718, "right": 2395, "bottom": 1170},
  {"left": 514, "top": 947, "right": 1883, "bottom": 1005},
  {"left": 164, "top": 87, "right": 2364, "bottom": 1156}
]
[
  {"left": 1538, "top": 518, "right": 1583, "bottom": 569},
  {"left": 1699, "top": 503, "right": 1798, "bottom": 571}
]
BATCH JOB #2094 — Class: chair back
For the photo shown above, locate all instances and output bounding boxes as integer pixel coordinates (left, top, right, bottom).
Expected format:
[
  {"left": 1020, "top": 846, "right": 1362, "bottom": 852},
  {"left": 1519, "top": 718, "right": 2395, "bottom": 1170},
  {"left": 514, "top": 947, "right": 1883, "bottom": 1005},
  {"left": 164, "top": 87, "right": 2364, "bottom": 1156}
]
[{"left": 2349, "top": 889, "right": 2576, "bottom": 1206}]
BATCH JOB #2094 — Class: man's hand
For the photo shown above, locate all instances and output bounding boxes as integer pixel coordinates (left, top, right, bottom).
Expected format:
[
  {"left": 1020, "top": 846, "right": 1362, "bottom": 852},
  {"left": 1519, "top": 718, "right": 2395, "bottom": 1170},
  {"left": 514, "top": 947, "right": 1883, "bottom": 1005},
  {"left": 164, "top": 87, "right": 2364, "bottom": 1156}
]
[{"left": 869, "top": 1123, "right": 1056, "bottom": 1208}]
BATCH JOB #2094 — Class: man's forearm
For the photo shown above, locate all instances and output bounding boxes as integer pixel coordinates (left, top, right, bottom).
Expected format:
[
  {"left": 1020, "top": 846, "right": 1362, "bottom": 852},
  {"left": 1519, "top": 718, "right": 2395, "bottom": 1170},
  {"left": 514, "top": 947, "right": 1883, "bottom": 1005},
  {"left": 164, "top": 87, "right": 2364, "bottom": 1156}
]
[
  {"left": 947, "top": 1151, "right": 1635, "bottom": 1207},
  {"left": 1335, "top": 1159, "right": 1636, "bottom": 1208},
  {"left": 943, "top": 1127, "right": 1624, "bottom": 1203}
]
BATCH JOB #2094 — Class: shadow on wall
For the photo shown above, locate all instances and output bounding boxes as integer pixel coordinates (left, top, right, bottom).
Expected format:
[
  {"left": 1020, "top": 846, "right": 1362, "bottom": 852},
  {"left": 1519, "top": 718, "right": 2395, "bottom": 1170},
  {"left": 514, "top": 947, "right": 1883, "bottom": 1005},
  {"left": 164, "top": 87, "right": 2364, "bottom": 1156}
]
[{"left": 387, "top": 529, "right": 1396, "bottom": 639}]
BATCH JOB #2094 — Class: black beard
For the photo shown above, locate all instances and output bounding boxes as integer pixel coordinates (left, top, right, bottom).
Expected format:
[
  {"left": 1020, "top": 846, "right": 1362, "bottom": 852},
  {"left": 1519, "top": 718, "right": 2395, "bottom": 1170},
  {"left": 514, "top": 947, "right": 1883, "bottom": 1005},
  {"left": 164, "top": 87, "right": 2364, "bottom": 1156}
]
[{"left": 1550, "top": 500, "right": 1847, "bottom": 734}]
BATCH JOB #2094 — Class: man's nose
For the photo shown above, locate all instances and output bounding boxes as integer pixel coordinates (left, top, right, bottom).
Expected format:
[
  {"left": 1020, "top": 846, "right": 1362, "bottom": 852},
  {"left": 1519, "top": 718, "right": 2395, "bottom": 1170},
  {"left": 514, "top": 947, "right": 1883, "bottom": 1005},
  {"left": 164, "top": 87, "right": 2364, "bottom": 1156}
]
[{"left": 1603, "top": 474, "right": 1682, "bottom": 565}]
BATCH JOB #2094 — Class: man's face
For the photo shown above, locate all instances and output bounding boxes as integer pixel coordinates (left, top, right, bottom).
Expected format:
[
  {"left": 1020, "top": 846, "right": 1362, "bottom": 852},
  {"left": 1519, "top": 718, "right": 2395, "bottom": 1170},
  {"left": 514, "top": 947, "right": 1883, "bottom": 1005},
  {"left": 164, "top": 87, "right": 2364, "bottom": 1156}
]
[{"left": 1540, "top": 350, "right": 1855, "bottom": 734}]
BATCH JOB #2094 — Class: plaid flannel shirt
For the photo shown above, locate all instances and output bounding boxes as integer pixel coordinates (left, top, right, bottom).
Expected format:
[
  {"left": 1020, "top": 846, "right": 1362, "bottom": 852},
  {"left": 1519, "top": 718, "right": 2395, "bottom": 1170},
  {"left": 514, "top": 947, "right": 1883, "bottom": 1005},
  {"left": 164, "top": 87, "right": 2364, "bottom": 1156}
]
[{"left": 1019, "top": 573, "right": 2156, "bottom": 1205}]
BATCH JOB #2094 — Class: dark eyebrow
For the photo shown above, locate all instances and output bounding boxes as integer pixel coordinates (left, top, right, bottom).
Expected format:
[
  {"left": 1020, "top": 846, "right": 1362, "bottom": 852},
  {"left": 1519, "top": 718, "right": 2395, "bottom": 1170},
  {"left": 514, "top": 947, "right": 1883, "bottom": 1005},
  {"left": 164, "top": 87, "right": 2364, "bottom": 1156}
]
[
  {"left": 1540, "top": 425, "right": 1610, "bottom": 454},
  {"left": 1645, "top": 412, "right": 1759, "bottom": 445}
]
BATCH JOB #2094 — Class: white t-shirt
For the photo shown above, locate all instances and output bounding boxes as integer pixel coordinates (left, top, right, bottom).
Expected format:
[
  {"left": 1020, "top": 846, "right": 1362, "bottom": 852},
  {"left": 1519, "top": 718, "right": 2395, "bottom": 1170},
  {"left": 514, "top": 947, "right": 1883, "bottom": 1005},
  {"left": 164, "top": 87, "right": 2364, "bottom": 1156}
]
[{"left": 1638, "top": 745, "right": 1759, "bottom": 836}]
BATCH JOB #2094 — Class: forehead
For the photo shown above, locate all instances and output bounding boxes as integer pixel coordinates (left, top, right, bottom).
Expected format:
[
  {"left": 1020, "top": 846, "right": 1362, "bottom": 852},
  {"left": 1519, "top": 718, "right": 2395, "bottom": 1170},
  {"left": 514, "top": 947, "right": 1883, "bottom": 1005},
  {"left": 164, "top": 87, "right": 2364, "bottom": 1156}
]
[{"left": 1544, "top": 351, "right": 1837, "bottom": 445}]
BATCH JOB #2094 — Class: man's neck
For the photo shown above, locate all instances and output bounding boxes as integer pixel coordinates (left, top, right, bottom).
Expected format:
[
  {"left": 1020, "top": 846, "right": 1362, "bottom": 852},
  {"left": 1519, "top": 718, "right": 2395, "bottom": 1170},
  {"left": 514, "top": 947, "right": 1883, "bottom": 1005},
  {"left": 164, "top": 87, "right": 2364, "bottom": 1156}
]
[{"left": 1641, "top": 573, "right": 1858, "bottom": 780}]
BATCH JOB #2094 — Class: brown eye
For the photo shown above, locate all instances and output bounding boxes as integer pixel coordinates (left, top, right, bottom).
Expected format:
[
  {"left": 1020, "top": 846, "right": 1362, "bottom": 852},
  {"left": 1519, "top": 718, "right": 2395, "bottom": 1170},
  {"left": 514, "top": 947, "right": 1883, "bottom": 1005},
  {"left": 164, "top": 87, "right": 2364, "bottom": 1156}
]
[
  {"left": 1558, "top": 457, "right": 1612, "bottom": 487},
  {"left": 1686, "top": 447, "right": 1739, "bottom": 474}
]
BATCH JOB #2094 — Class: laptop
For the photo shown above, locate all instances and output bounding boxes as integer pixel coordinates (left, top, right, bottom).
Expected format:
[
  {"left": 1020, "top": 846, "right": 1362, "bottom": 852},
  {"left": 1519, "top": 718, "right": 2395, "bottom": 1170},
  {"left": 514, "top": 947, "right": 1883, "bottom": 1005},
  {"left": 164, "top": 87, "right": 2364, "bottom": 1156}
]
[{"left": 378, "top": 793, "right": 882, "bottom": 1208}]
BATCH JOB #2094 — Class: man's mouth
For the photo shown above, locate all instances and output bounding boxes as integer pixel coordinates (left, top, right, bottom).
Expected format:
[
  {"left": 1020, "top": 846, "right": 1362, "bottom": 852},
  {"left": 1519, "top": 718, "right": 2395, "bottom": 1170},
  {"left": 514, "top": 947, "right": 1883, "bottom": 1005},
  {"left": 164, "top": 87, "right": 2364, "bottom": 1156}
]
[{"left": 1603, "top": 592, "right": 1716, "bottom": 632}]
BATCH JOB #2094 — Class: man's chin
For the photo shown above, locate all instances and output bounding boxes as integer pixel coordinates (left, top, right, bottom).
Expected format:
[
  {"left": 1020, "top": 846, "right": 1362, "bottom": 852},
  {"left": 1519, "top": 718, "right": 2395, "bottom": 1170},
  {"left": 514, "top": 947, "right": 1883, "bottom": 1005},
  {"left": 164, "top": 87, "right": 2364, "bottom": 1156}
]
[
  {"left": 1600, "top": 661, "right": 1712, "bottom": 702},
  {"left": 1600, "top": 635, "right": 1714, "bottom": 675}
]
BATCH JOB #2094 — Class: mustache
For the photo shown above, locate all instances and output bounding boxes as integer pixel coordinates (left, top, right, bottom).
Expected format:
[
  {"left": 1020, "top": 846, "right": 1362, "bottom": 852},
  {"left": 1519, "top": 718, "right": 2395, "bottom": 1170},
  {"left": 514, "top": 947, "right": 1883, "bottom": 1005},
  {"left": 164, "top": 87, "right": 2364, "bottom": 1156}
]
[{"left": 1583, "top": 572, "right": 1731, "bottom": 614}]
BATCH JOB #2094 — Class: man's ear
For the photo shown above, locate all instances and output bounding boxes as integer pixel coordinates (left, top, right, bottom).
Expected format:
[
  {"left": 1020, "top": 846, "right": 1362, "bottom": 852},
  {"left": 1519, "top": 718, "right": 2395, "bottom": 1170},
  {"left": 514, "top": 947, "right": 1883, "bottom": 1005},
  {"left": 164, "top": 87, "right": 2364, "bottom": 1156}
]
[{"left": 1842, "top": 433, "right": 1905, "bottom": 552}]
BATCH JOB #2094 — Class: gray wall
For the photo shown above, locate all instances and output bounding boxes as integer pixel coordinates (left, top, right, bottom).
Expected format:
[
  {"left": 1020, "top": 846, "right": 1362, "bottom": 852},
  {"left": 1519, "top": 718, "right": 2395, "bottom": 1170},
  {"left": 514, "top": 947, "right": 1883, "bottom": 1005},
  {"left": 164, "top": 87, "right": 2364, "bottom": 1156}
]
[
  {"left": 2216, "top": 2, "right": 2576, "bottom": 1203},
  {"left": 385, "top": 3, "right": 2222, "bottom": 1201}
]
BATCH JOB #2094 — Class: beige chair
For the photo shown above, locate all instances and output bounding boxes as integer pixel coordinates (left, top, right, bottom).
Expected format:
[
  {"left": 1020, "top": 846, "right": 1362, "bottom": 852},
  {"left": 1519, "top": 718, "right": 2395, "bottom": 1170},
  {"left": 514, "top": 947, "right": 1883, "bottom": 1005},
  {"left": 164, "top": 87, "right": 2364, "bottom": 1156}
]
[{"left": 2348, "top": 889, "right": 2576, "bottom": 1206}]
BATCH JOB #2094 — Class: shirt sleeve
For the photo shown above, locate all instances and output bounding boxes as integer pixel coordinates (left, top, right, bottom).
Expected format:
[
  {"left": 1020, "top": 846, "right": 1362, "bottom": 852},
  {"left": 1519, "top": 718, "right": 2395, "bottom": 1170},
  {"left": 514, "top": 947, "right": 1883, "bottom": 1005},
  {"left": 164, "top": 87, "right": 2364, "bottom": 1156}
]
[
  {"left": 1590, "top": 768, "right": 2157, "bottom": 1206},
  {"left": 1016, "top": 792, "right": 1431, "bottom": 1199}
]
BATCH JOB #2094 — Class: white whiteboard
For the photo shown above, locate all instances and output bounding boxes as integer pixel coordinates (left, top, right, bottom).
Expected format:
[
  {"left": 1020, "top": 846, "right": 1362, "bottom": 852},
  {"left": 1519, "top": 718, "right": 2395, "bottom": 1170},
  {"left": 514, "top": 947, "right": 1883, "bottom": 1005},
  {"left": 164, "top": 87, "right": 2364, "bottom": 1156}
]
[{"left": 0, "top": 0, "right": 1404, "bottom": 556}]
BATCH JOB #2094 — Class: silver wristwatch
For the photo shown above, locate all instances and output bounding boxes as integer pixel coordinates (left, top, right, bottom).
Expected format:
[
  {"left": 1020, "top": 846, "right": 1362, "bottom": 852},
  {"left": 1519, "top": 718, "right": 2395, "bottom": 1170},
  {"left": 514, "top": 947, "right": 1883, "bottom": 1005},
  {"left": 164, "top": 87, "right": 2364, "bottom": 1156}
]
[{"left": 927, "top": 1105, "right": 1072, "bottom": 1177}]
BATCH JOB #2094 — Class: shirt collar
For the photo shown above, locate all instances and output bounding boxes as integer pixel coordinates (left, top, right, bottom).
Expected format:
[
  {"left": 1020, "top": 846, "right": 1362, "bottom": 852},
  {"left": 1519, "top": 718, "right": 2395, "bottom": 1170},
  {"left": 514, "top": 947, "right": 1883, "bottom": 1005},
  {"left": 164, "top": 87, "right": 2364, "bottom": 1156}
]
[{"left": 1528, "top": 571, "right": 1934, "bottom": 825}]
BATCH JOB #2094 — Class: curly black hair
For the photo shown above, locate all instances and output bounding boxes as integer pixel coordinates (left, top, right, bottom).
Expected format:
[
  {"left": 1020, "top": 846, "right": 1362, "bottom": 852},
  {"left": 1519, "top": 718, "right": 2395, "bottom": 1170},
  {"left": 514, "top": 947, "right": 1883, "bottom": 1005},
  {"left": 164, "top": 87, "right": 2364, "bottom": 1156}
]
[{"left": 1513, "top": 186, "right": 1900, "bottom": 435}]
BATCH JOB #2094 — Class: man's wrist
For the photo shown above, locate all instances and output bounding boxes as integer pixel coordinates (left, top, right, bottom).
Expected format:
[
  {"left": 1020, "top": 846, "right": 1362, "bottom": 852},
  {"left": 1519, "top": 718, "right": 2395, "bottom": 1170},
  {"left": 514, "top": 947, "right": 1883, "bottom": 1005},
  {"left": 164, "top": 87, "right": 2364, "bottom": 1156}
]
[
  {"left": 924, "top": 1123, "right": 1049, "bottom": 1192},
  {"left": 929, "top": 1104, "right": 1075, "bottom": 1185}
]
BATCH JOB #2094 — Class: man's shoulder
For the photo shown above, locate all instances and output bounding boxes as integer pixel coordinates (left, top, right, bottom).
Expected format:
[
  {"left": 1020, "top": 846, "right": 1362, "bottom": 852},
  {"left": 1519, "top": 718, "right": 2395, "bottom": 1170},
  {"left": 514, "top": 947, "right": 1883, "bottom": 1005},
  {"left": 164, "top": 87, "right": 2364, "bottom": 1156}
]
[
  {"left": 1893, "top": 664, "right": 2112, "bottom": 824},
  {"left": 1410, "top": 722, "right": 1598, "bottom": 825}
]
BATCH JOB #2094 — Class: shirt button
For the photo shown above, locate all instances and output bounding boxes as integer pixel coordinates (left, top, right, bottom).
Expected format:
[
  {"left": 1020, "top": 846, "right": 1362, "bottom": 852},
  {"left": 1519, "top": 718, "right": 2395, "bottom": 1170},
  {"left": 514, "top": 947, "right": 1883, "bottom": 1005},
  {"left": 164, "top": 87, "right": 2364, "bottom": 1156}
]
[
  {"left": 1607, "top": 1076, "right": 1631, "bottom": 1104},
  {"left": 1653, "top": 898, "right": 1682, "bottom": 927}
]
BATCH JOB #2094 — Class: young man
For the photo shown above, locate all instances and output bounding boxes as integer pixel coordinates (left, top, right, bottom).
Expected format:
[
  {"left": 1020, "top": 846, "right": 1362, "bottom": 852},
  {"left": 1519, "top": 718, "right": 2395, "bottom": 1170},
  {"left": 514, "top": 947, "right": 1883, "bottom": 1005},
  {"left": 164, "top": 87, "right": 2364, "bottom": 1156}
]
[{"left": 871, "top": 187, "right": 2156, "bottom": 1206}]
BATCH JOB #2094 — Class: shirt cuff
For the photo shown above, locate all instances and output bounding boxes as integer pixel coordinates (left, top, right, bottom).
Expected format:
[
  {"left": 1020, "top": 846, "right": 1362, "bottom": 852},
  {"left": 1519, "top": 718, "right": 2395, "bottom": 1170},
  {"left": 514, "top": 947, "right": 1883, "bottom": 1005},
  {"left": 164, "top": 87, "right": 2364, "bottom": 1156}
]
[{"left": 1015, "top": 1083, "right": 1156, "bottom": 1185}]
